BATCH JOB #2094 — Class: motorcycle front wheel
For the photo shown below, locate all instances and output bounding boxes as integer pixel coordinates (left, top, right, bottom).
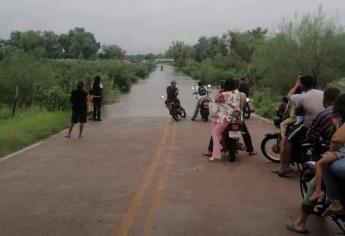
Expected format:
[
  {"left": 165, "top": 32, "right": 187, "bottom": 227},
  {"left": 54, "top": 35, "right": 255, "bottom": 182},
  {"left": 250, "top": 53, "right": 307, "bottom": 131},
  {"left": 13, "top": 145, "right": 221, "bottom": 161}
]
[
  {"left": 178, "top": 107, "right": 186, "bottom": 118},
  {"left": 261, "top": 135, "right": 281, "bottom": 163}
]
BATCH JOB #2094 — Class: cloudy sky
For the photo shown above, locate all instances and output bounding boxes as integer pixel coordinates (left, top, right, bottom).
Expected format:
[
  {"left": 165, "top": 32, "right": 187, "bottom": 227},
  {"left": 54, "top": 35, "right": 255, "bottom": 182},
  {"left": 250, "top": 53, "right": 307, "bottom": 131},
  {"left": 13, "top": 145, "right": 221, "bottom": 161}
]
[{"left": 1, "top": 0, "right": 344, "bottom": 54}]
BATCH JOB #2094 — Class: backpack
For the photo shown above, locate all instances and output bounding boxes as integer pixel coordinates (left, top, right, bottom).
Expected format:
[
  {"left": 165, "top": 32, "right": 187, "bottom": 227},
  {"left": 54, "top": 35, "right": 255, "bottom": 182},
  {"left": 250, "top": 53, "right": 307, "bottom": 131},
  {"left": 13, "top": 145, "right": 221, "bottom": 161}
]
[{"left": 198, "top": 86, "right": 207, "bottom": 96}]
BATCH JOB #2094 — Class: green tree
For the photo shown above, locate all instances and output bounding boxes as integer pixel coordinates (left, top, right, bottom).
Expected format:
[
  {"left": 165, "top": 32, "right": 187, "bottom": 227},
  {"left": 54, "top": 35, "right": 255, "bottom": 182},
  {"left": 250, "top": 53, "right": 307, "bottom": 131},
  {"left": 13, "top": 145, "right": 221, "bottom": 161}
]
[{"left": 99, "top": 44, "right": 126, "bottom": 59}]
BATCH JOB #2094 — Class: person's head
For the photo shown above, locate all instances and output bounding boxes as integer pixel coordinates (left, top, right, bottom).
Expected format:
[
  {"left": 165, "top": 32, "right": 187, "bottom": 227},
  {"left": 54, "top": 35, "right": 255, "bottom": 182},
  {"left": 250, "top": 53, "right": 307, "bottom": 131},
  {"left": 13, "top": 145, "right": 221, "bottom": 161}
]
[
  {"left": 223, "top": 78, "right": 237, "bottom": 92},
  {"left": 299, "top": 75, "right": 314, "bottom": 91},
  {"left": 93, "top": 76, "right": 101, "bottom": 88},
  {"left": 198, "top": 81, "right": 203, "bottom": 86},
  {"left": 323, "top": 88, "right": 340, "bottom": 108},
  {"left": 77, "top": 81, "right": 84, "bottom": 90},
  {"left": 240, "top": 77, "right": 246, "bottom": 82},
  {"left": 234, "top": 79, "right": 240, "bottom": 89},
  {"left": 171, "top": 80, "right": 176, "bottom": 87},
  {"left": 334, "top": 93, "right": 345, "bottom": 119}
]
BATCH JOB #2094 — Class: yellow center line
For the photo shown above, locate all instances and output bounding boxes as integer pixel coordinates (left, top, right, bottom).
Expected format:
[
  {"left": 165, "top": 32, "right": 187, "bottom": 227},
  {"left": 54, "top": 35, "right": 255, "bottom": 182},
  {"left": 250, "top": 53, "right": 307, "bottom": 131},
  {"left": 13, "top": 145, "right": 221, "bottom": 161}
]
[
  {"left": 143, "top": 122, "right": 176, "bottom": 236},
  {"left": 116, "top": 119, "right": 170, "bottom": 236}
]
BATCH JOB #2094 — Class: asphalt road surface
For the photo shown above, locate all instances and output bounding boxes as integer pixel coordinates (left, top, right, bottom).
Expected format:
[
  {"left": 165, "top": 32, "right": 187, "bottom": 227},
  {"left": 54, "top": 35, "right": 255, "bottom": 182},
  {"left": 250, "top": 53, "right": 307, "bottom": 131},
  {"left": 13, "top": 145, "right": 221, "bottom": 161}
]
[{"left": 0, "top": 66, "right": 339, "bottom": 235}]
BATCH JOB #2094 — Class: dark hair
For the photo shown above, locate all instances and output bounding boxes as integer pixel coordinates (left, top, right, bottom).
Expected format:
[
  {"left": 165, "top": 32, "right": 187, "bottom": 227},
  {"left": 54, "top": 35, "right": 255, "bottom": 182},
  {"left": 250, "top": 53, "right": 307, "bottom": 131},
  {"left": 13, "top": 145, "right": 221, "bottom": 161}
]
[
  {"left": 223, "top": 79, "right": 237, "bottom": 92},
  {"left": 93, "top": 75, "right": 101, "bottom": 89},
  {"left": 324, "top": 88, "right": 341, "bottom": 104},
  {"left": 282, "top": 97, "right": 289, "bottom": 103},
  {"left": 240, "top": 77, "right": 246, "bottom": 81},
  {"left": 77, "top": 81, "right": 84, "bottom": 90},
  {"left": 198, "top": 81, "right": 203, "bottom": 86},
  {"left": 234, "top": 79, "right": 240, "bottom": 88},
  {"left": 299, "top": 75, "right": 314, "bottom": 90},
  {"left": 334, "top": 93, "right": 345, "bottom": 119}
]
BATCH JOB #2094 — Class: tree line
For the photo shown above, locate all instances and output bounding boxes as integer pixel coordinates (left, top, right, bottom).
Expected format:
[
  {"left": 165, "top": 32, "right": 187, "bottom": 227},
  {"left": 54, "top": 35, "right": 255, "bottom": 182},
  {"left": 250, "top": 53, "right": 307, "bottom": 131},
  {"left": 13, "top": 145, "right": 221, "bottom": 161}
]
[
  {"left": 165, "top": 9, "right": 345, "bottom": 117},
  {"left": 0, "top": 27, "right": 126, "bottom": 60}
]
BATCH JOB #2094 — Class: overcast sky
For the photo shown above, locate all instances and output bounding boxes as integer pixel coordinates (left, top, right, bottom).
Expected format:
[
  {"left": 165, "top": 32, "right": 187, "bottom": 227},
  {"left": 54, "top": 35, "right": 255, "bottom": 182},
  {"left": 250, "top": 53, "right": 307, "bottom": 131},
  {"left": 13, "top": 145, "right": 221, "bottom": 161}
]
[{"left": 1, "top": 0, "right": 345, "bottom": 54}]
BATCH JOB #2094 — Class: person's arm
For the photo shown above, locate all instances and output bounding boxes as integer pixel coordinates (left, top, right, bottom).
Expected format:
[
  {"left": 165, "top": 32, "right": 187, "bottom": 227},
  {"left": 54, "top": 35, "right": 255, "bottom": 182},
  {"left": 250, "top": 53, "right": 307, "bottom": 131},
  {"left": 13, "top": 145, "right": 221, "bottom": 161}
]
[
  {"left": 287, "top": 79, "right": 301, "bottom": 100},
  {"left": 331, "top": 123, "right": 345, "bottom": 151},
  {"left": 214, "top": 91, "right": 225, "bottom": 103}
]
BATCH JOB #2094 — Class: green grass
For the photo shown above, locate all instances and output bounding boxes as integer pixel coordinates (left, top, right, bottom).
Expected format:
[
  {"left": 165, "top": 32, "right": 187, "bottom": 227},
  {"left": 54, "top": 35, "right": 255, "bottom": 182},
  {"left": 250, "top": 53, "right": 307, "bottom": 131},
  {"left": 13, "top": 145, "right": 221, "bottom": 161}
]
[{"left": 0, "top": 108, "right": 69, "bottom": 158}]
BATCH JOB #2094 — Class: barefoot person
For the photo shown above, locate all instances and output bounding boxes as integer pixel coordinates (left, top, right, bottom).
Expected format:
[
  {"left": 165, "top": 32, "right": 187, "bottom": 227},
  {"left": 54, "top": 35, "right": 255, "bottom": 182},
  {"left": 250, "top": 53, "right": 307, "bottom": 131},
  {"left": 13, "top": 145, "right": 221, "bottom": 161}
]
[{"left": 66, "top": 81, "right": 88, "bottom": 138}]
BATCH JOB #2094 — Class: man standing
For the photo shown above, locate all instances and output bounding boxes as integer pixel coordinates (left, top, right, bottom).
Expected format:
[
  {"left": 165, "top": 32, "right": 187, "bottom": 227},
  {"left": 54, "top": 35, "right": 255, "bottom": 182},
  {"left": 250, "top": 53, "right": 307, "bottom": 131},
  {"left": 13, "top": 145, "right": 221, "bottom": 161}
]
[
  {"left": 191, "top": 81, "right": 207, "bottom": 121},
  {"left": 165, "top": 80, "right": 179, "bottom": 114},
  {"left": 65, "top": 81, "right": 88, "bottom": 138}
]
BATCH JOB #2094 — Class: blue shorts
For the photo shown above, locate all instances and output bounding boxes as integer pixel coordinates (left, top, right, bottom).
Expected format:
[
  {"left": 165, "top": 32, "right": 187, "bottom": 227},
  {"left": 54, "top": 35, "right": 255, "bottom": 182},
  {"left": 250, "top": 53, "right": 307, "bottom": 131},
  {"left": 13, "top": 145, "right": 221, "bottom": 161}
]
[{"left": 336, "top": 152, "right": 345, "bottom": 160}]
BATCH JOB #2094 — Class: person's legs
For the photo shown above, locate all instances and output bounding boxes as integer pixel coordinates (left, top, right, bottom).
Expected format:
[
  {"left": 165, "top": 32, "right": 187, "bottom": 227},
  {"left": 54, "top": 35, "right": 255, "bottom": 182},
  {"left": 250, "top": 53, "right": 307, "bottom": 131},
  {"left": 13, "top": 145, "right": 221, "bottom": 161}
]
[
  {"left": 191, "top": 99, "right": 201, "bottom": 120},
  {"left": 324, "top": 160, "right": 345, "bottom": 212},
  {"left": 241, "top": 121, "right": 255, "bottom": 154},
  {"left": 281, "top": 140, "right": 292, "bottom": 171},
  {"left": 79, "top": 123, "right": 84, "bottom": 138},
  {"left": 211, "top": 122, "right": 227, "bottom": 160},
  {"left": 65, "top": 123, "right": 75, "bottom": 138},
  {"left": 310, "top": 152, "right": 337, "bottom": 201}
]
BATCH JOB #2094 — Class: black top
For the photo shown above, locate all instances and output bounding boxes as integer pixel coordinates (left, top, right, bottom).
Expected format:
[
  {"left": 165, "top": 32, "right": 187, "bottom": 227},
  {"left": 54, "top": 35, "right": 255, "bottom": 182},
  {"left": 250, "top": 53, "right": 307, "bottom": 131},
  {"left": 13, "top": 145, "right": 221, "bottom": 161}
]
[
  {"left": 71, "top": 89, "right": 87, "bottom": 111},
  {"left": 166, "top": 85, "right": 178, "bottom": 101},
  {"left": 239, "top": 82, "right": 249, "bottom": 97},
  {"left": 92, "top": 86, "right": 102, "bottom": 97}
]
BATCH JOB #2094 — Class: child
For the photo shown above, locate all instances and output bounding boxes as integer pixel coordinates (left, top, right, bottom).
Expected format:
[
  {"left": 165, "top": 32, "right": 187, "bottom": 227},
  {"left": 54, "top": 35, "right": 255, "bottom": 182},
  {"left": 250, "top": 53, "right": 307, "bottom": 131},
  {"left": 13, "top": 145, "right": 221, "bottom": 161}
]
[
  {"left": 87, "top": 89, "right": 94, "bottom": 120},
  {"left": 309, "top": 94, "right": 345, "bottom": 213}
]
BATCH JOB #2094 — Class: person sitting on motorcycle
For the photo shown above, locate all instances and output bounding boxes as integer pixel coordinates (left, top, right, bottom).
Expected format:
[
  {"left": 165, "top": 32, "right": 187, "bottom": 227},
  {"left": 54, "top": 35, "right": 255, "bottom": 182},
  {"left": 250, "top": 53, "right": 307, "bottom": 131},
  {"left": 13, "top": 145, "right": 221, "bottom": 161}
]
[
  {"left": 191, "top": 81, "right": 208, "bottom": 121},
  {"left": 239, "top": 77, "right": 249, "bottom": 97},
  {"left": 309, "top": 94, "right": 345, "bottom": 213},
  {"left": 286, "top": 88, "right": 340, "bottom": 234},
  {"left": 273, "top": 75, "right": 324, "bottom": 177},
  {"left": 165, "top": 80, "right": 179, "bottom": 114}
]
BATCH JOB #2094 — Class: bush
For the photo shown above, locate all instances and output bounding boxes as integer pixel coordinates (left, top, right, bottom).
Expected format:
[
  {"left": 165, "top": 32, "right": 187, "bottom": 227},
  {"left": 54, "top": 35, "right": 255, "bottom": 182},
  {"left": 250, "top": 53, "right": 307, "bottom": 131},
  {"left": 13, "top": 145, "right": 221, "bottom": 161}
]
[{"left": 253, "top": 87, "right": 280, "bottom": 119}]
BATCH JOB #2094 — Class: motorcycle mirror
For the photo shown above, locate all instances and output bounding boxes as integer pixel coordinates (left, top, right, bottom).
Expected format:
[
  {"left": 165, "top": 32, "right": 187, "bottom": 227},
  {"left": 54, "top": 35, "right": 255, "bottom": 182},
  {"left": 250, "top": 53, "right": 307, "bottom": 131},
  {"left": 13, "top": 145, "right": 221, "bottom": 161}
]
[
  {"left": 192, "top": 86, "right": 195, "bottom": 90},
  {"left": 207, "top": 84, "right": 211, "bottom": 88},
  {"left": 161, "top": 96, "right": 165, "bottom": 99}
]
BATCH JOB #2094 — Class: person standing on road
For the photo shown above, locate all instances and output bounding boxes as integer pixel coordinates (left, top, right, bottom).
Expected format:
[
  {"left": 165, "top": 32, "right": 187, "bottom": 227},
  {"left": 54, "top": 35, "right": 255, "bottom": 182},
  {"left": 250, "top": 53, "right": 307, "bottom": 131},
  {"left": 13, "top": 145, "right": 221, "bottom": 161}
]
[
  {"left": 92, "top": 75, "right": 103, "bottom": 121},
  {"left": 191, "top": 81, "right": 208, "bottom": 121},
  {"left": 65, "top": 81, "right": 88, "bottom": 138}
]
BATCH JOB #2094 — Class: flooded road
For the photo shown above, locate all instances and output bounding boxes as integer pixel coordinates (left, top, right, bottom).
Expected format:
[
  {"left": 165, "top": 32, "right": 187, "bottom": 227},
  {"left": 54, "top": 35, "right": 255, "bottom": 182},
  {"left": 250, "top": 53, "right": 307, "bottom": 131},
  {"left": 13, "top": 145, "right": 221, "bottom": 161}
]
[
  {"left": 0, "top": 66, "right": 339, "bottom": 236},
  {"left": 107, "top": 65, "right": 197, "bottom": 118}
]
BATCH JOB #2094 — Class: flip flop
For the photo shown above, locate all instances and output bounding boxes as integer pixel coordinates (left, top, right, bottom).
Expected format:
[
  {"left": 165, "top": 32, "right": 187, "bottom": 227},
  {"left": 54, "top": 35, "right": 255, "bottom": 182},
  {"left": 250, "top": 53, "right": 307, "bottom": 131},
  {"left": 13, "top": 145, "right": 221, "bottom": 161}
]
[
  {"left": 278, "top": 169, "right": 293, "bottom": 178},
  {"left": 286, "top": 224, "right": 309, "bottom": 234},
  {"left": 248, "top": 151, "right": 257, "bottom": 156},
  {"left": 202, "top": 152, "right": 212, "bottom": 157}
]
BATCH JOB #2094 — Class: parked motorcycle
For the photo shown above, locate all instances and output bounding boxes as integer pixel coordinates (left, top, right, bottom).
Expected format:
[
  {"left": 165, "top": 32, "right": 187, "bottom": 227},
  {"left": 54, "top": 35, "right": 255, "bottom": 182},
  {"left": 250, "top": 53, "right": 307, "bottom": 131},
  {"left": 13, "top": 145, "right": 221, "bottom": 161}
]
[
  {"left": 192, "top": 84, "right": 211, "bottom": 122},
  {"left": 243, "top": 98, "right": 254, "bottom": 119}
]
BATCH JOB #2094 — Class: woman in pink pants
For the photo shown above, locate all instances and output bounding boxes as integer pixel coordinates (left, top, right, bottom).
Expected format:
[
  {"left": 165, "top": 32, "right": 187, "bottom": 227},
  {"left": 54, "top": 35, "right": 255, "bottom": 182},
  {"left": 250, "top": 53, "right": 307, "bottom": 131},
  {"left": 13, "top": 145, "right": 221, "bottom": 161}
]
[{"left": 209, "top": 79, "right": 241, "bottom": 161}]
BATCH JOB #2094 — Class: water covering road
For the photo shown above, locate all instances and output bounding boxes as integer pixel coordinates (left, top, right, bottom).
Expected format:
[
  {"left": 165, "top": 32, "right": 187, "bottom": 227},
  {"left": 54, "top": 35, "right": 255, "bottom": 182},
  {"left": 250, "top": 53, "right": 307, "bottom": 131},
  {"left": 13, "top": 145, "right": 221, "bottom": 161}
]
[{"left": 0, "top": 65, "right": 339, "bottom": 236}]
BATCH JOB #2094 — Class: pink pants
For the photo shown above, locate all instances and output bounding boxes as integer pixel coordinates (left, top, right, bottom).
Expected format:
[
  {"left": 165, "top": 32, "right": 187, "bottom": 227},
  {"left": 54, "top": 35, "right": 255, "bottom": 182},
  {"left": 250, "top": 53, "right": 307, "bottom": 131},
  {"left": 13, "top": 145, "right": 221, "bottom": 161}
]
[{"left": 211, "top": 121, "right": 228, "bottom": 159}]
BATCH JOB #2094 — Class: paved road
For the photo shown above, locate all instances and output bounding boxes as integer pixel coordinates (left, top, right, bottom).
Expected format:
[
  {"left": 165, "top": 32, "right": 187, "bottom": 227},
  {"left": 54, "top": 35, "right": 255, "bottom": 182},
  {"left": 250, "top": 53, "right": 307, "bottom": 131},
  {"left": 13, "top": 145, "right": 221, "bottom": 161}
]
[{"left": 0, "top": 66, "right": 339, "bottom": 235}]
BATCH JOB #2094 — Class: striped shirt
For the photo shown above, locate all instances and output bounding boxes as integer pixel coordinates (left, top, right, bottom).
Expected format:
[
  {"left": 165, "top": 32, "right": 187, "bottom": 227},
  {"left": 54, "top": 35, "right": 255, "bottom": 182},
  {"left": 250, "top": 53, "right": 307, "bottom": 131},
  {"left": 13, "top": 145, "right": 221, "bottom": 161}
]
[{"left": 306, "top": 106, "right": 336, "bottom": 143}]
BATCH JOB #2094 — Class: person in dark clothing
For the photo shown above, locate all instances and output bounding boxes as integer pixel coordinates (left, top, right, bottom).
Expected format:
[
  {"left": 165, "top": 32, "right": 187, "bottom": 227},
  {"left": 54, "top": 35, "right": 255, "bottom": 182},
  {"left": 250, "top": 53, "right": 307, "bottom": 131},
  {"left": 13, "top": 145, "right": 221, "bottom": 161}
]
[
  {"left": 165, "top": 80, "right": 180, "bottom": 113},
  {"left": 239, "top": 77, "right": 250, "bottom": 97},
  {"left": 66, "top": 81, "right": 88, "bottom": 138},
  {"left": 92, "top": 75, "right": 103, "bottom": 121}
]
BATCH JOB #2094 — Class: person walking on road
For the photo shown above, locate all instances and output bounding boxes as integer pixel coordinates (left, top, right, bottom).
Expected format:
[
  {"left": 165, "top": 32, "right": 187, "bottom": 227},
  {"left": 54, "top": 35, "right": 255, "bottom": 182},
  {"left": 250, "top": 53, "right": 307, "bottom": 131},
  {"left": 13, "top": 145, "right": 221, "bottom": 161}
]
[
  {"left": 92, "top": 75, "right": 103, "bottom": 121},
  {"left": 65, "top": 81, "right": 88, "bottom": 138}
]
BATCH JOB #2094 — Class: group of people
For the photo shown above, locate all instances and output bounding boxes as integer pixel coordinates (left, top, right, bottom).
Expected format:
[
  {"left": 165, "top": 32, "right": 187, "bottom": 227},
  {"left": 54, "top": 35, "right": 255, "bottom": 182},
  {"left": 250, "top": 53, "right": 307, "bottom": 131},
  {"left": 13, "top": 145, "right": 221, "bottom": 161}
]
[
  {"left": 264, "top": 74, "right": 345, "bottom": 234},
  {"left": 65, "top": 75, "right": 103, "bottom": 138}
]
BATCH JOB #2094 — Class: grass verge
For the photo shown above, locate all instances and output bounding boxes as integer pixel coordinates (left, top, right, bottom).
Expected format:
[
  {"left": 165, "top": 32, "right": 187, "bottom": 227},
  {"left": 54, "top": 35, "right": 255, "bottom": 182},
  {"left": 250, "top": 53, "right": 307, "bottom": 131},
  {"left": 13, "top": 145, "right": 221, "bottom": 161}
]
[{"left": 0, "top": 108, "right": 69, "bottom": 158}]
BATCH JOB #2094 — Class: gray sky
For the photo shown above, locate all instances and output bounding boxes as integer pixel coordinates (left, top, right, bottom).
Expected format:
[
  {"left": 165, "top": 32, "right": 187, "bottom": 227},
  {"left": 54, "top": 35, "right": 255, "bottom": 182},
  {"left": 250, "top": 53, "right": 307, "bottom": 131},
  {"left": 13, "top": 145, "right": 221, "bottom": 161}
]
[{"left": 1, "top": 0, "right": 345, "bottom": 54}]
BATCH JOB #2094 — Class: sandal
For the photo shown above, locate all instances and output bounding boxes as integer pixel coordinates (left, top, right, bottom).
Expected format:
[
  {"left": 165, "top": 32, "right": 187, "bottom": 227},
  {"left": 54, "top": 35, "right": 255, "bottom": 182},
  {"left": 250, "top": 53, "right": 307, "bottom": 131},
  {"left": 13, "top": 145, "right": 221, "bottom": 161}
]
[
  {"left": 278, "top": 169, "right": 293, "bottom": 178},
  {"left": 286, "top": 224, "right": 309, "bottom": 234},
  {"left": 202, "top": 152, "right": 212, "bottom": 157}
]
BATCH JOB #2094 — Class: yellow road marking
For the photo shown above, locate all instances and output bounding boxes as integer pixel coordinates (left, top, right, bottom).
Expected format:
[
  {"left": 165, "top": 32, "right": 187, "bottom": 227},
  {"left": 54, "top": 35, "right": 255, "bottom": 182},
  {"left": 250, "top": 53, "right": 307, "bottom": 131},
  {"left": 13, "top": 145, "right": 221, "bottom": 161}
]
[
  {"left": 116, "top": 119, "right": 170, "bottom": 236},
  {"left": 143, "top": 122, "right": 176, "bottom": 236}
]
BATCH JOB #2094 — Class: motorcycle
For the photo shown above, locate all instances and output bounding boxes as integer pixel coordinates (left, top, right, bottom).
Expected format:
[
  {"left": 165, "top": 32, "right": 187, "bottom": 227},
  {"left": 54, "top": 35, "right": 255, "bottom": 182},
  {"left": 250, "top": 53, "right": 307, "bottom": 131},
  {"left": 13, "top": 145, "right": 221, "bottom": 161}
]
[
  {"left": 192, "top": 85, "right": 211, "bottom": 122},
  {"left": 162, "top": 91, "right": 186, "bottom": 121},
  {"left": 299, "top": 158, "right": 345, "bottom": 233},
  {"left": 243, "top": 98, "right": 254, "bottom": 119}
]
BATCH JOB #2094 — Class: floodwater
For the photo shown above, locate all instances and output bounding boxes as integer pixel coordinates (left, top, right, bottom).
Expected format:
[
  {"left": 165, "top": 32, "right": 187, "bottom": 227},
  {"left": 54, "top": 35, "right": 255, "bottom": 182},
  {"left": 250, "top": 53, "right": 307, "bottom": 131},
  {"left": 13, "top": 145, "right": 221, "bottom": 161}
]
[{"left": 106, "top": 65, "right": 200, "bottom": 118}]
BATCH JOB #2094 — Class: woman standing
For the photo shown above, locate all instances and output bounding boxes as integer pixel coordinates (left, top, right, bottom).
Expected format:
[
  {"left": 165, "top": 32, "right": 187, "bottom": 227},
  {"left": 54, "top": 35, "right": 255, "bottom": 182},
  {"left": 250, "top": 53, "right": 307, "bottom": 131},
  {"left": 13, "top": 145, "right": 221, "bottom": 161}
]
[
  {"left": 209, "top": 79, "right": 241, "bottom": 161},
  {"left": 92, "top": 76, "right": 103, "bottom": 121}
]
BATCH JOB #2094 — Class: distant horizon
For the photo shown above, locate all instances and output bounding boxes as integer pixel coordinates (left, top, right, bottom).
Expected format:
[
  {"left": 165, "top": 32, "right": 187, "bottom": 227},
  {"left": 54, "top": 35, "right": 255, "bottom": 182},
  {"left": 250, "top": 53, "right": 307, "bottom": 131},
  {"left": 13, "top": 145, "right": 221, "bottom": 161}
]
[{"left": 1, "top": 0, "right": 344, "bottom": 54}]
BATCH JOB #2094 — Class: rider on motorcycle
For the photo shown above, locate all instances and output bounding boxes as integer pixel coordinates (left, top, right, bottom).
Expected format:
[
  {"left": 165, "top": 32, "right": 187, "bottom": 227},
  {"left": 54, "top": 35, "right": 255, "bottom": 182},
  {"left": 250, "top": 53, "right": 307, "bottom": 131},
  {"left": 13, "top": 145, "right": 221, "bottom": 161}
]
[
  {"left": 191, "top": 81, "right": 208, "bottom": 121},
  {"left": 165, "top": 80, "right": 180, "bottom": 114}
]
